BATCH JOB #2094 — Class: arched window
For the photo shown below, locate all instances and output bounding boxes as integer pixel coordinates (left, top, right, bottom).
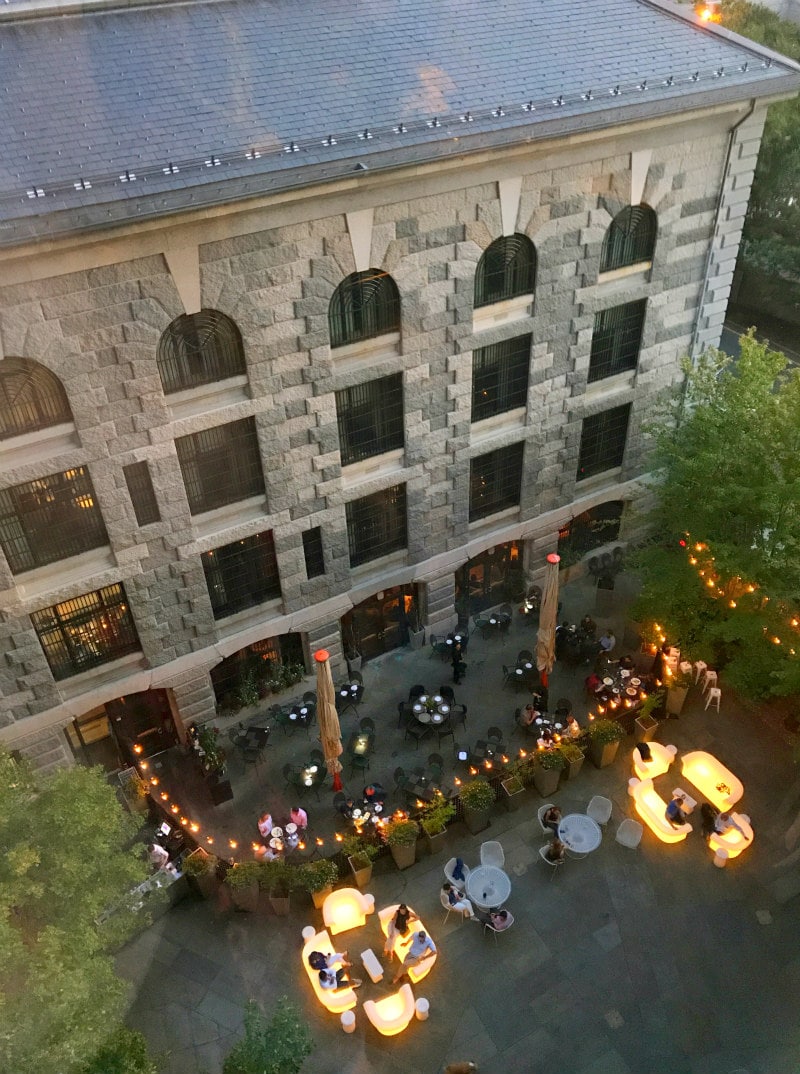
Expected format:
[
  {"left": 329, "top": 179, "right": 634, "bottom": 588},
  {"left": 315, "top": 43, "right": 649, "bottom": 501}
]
[
  {"left": 0, "top": 357, "right": 73, "bottom": 440},
  {"left": 328, "top": 270, "right": 400, "bottom": 349},
  {"left": 157, "top": 310, "right": 246, "bottom": 394},
  {"left": 600, "top": 205, "right": 657, "bottom": 273},
  {"left": 474, "top": 234, "right": 536, "bottom": 309}
]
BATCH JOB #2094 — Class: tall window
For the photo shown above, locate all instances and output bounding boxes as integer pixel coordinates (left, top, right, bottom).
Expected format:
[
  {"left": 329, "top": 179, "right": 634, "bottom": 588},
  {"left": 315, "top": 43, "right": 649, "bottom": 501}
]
[
  {"left": 336, "top": 373, "right": 404, "bottom": 465},
  {"left": 589, "top": 301, "right": 646, "bottom": 383},
  {"left": 472, "top": 335, "right": 531, "bottom": 422},
  {"left": 328, "top": 270, "right": 400, "bottom": 349},
  {"left": 175, "top": 418, "right": 265, "bottom": 515},
  {"left": 346, "top": 484, "right": 407, "bottom": 567},
  {"left": 157, "top": 310, "right": 246, "bottom": 394},
  {"left": 31, "top": 583, "right": 140, "bottom": 681},
  {"left": 0, "top": 358, "right": 73, "bottom": 440},
  {"left": 577, "top": 404, "right": 631, "bottom": 481},
  {"left": 469, "top": 442, "right": 525, "bottom": 521},
  {"left": 201, "top": 531, "right": 281, "bottom": 619},
  {"left": 302, "top": 527, "right": 325, "bottom": 579},
  {"left": 600, "top": 205, "right": 657, "bottom": 273},
  {"left": 123, "top": 462, "right": 160, "bottom": 526},
  {"left": 474, "top": 235, "right": 536, "bottom": 308},
  {"left": 0, "top": 468, "right": 108, "bottom": 574}
]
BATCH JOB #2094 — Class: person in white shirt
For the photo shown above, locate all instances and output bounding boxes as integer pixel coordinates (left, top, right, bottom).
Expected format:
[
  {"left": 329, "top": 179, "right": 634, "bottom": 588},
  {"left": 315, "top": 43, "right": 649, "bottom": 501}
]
[
  {"left": 392, "top": 930, "right": 437, "bottom": 984},
  {"left": 257, "top": 812, "right": 273, "bottom": 840},
  {"left": 715, "top": 811, "right": 745, "bottom": 836},
  {"left": 148, "top": 843, "right": 169, "bottom": 870}
]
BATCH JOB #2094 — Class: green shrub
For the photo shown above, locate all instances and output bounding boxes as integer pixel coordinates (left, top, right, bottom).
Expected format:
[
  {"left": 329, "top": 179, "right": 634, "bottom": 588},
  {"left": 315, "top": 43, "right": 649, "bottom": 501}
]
[
  {"left": 459, "top": 778, "right": 495, "bottom": 811},
  {"left": 383, "top": 818, "right": 419, "bottom": 847},
  {"left": 587, "top": 718, "right": 626, "bottom": 745}
]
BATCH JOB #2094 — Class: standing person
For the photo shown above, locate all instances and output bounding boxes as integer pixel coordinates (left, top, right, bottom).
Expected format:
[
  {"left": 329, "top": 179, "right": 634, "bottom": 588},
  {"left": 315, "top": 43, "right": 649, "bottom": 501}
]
[
  {"left": 700, "top": 802, "right": 719, "bottom": 838},
  {"left": 451, "top": 640, "right": 465, "bottom": 685},
  {"left": 392, "top": 930, "right": 437, "bottom": 984},
  {"left": 147, "top": 842, "right": 169, "bottom": 871}
]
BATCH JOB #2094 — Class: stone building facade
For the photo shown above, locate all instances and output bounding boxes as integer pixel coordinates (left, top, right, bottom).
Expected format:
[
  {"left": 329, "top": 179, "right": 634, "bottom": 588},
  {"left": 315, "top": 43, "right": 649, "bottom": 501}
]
[{"left": 0, "top": 0, "right": 797, "bottom": 770}]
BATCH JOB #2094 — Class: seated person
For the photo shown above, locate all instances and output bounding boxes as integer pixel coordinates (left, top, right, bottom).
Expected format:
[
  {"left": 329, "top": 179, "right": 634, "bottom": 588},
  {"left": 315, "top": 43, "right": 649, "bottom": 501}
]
[
  {"left": 585, "top": 671, "right": 604, "bottom": 694},
  {"left": 537, "top": 727, "right": 555, "bottom": 750},
  {"left": 715, "top": 811, "right": 746, "bottom": 836},
  {"left": 257, "top": 812, "right": 273, "bottom": 841},
  {"left": 542, "top": 805, "right": 562, "bottom": 834},
  {"left": 635, "top": 741, "right": 652, "bottom": 764},
  {"left": 318, "top": 964, "right": 362, "bottom": 991},
  {"left": 363, "top": 782, "right": 387, "bottom": 806},
  {"left": 289, "top": 805, "right": 308, "bottom": 830},
  {"left": 598, "top": 630, "right": 616, "bottom": 655},
  {"left": 520, "top": 702, "right": 539, "bottom": 727},
  {"left": 665, "top": 793, "right": 689, "bottom": 827},
  {"left": 337, "top": 797, "right": 356, "bottom": 819},
  {"left": 383, "top": 903, "right": 419, "bottom": 958},
  {"left": 442, "top": 882, "right": 476, "bottom": 919},
  {"left": 489, "top": 909, "right": 511, "bottom": 931},
  {"left": 545, "top": 839, "right": 566, "bottom": 863},
  {"left": 579, "top": 614, "right": 597, "bottom": 639},
  {"left": 391, "top": 930, "right": 437, "bottom": 984},
  {"left": 565, "top": 714, "right": 582, "bottom": 739},
  {"left": 618, "top": 653, "right": 635, "bottom": 672},
  {"left": 700, "top": 802, "right": 720, "bottom": 838}
]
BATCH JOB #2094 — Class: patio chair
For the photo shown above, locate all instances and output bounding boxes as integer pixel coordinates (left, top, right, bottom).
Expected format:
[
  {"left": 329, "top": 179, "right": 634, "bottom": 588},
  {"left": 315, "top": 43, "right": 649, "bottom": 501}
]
[
  {"left": 486, "top": 726, "right": 503, "bottom": 743},
  {"left": 440, "top": 887, "right": 459, "bottom": 925},
  {"left": 554, "top": 698, "right": 573, "bottom": 719},
  {"left": 427, "top": 752, "right": 445, "bottom": 770},
  {"left": 309, "top": 748, "right": 325, "bottom": 766},
  {"left": 438, "top": 685, "right": 456, "bottom": 704},
  {"left": 484, "top": 911, "right": 515, "bottom": 941},
  {"left": 397, "top": 701, "right": 414, "bottom": 728},
  {"left": 435, "top": 717, "right": 455, "bottom": 748},
  {"left": 404, "top": 722, "right": 431, "bottom": 748},
  {"left": 282, "top": 762, "right": 300, "bottom": 785},
  {"left": 444, "top": 856, "right": 471, "bottom": 892},
  {"left": 539, "top": 845, "right": 564, "bottom": 879},
  {"left": 303, "top": 691, "right": 317, "bottom": 705},
  {"left": 502, "top": 664, "right": 515, "bottom": 689},
  {"left": 480, "top": 840, "right": 505, "bottom": 868},
  {"left": 538, "top": 803, "right": 557, "bottom": 835},
  {"left": 393, "top": 766, "right": 410, "bottom": 790},
  {"left": 449, "top": 705, "right": 468, "bottom": 731},
  {"left": 517, "top": 649, "right": 533, "bottom": 663},
  {"left": 429, "top": 634, "right": 450, "bottom": 661},
  {"left": 349, "top": 753, "right": 371, "bottom": 777},
  {"left": 409, "top": 684, "right": 427, "bottom": 701},
  {"left": 587, "top": 795, "right": 613, "bottom": 826},
  {"left": 359, "top": 716, "right": 375, "bottom": 734},
  {"left": 616, "top": 819, "right": 644, "bottom": 849}
]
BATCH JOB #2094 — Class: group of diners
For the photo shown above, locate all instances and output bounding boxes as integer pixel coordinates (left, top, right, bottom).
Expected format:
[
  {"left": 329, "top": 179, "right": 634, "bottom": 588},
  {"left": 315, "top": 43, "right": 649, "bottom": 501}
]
[
  {"left": 515, "top": 691, "right": 583, "bottom": 748},
  {"left": 254, "top": 806, "right": 309, "bottom": 858}
]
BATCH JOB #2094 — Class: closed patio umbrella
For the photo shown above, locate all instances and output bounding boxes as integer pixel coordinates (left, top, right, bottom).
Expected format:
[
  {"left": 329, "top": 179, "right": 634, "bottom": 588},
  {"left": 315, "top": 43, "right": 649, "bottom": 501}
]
[
  {"left": 536, "top": 552, "right": 561, "bottom": 689},
  {"left": 314, "top": 649, "right": 343, "bottom": 792}
]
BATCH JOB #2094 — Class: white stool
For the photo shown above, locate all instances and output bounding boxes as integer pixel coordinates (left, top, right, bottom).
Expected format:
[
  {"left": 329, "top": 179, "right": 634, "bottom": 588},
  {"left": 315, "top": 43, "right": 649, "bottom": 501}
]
[
  {"left": 694, "top": 660, "right": 707, "bottom": 683},
  {"left": 701, "top": 670, "right": 718, "bottom": 693},
  {"left": 301, "top": 925, "right": 316, "bottom": 942},
  {"left": 361, "top": 948, "right": 383, "bottom": 983},
  {"left": 341, "top": 1010, "right": 356, "bottom": 1033},
  {"left": 679, "top": 661, "right": 693, "bottom": 677},
  {"left": 628, "top": 777, "right": 638, "bottom": 797},
  {"left": 705, "top": 687, "right": 722, "bottom": 712},
  {"left": 415, "top": 997, "right": 430, "bottom": 1021},
  {"left": 713, "top": 848, "right": 730, "bottom": 869}
]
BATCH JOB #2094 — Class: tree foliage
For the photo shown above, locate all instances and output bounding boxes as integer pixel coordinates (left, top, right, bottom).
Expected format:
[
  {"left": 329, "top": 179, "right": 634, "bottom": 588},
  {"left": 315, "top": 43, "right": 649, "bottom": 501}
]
[
  {"left": 0, "top": 750, "right": 154, "bottom": 1074},
  {"left": 223, "top": 999, "right": 313, "bottom": 1074},
  {"left": 633, "top": 332, "right": 800, "bottom": 697},
  {"left": 78, "top": 1027, "right": 159, "bottom": 1074}
]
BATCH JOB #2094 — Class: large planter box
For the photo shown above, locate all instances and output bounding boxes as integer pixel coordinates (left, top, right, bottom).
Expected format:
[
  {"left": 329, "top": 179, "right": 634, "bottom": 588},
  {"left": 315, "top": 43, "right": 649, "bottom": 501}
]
[
  {"left": 311, "top": 884, "right": 333, "bottom": 910},
  {"left": 634, "top": 714, "right": 659, "bottom": 743},
  {"left": 463, "top": 806, "right": 491, "bottom": 835},
  {"left": 389, "top": 842, "right": 417, "bottom": 870},
  {"left": 231, "top": 882, "right": 260, "bottom": 913},
  {"left": 348, "top": 855, "right": 373, "bottom": 889},
  {"left": 532, "top": 765, "right": 561, "bottom": 798},
  {"left": 501, "top": 777, "right": 525, "bottom": 811},
  {"left": 665, "top": 686, "right": 689, "bottom": 717},
  {"left": 563, "top": 752, "right": 585, "bottom": 781},
  {"left": 268, "top": 893, "right": 291, "bottom": 916},
  {"left": 590, "top": 739, "right": 621, "bottom": 769},
  {"left": 409, "top": 629, "right": 426, "bottom": 651},
  {"left": 423, "top": 827, "right": 448, "bottom": 855}
]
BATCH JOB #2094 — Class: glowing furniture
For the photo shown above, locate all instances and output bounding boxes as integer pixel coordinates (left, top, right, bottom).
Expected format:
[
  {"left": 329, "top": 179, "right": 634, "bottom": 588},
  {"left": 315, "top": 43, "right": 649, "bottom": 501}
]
[
  {"left": 708, "top": 812, "right": 753, "bottom": 860},
  {"left": 301, "top": 928, "right": 357, "bottom": 1014},
  {"left": 361, "top": 948, "right": 383, "bottom": 982},
  {"left": 341, "top": 1010, "right": 356, "bottom": 1033},
  {"left": 713, "top": 848, "right": 730, "bottom": 868},
  {"left": 705, "top": 687, "right": 722, "bottom": 712},
  {"left": 627, "top": 778, "right": 692, "bottom": 843},
  {"left": 633, "top": 742, "right": 677, "bottom": 780},
  {"left": 322, "top": 887, "right": 375, "bottom": 936},
  {"left": 444, "top": 856, "right": 470, "bottom": 892},
  {"left": 378, "top": 905, "right": 437, "bottom": 983},
  {"left": 363, "top": 983, "right": 416, "bottom": 1036},
  {"left": 587, "top": 796, "right": 613, "bottom": 826},
  {"left": 616, "top": 819, "right": 644, "bottom": 849},
  {"left": 680, "top": 751, "right": 743, "bottom": 812},
  {"left": 415, "top": 997, "right": 430, "bottom": 1020}
]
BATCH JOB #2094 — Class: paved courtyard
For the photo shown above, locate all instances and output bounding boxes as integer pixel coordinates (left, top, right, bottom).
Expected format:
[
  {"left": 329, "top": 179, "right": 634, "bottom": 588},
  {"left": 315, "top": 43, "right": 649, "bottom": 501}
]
[{"left": 117, "top": 575, "right": 800, "bottom": 1074}]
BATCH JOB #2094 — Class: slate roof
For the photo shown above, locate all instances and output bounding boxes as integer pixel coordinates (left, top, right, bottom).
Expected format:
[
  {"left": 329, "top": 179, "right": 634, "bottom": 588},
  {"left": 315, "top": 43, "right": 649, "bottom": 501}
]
[{"left": 0, "top": 0, "right": 798, "bottom": 245}]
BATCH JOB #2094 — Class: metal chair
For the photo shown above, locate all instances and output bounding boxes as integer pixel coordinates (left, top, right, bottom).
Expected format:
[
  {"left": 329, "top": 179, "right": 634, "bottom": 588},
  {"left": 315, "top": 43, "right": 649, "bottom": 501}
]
[
  {"left": 333, "top": 791, "right": 347, "bottom": 814},
  {"left": 502, "top": 665, "right": 515, "bottom": 689},
  {"left": 303, "top": 691, "right": 317, "bottom": 705},
  {"left": 397, "top": 701, "right": 414, "bottom": 728},
  {"left": 427, "top": 752, "right": 445, "bottom": 771},
  {"left": 393, "top": 766, "right": 410, "bottom": 792},
  {"left": 409, "top": 684, "right": 427, "bottom": 701},
  {"left": 438, "top": 685, "right": 456, "bottom": 704},
  {"left": 480, "top": 840, "right": 505, "bottom": 868},
  {"left": 517, "top": 649, "right": 533, "bottom": 663},
  {"left": 537, "top": 803, "right": 557, "bottom": 835},
  {"left": 436, "top": 717, "right": 455, "bottom": 748},
  {"left": 439, "top": 888, "right": 458, "bottom": 925},
  {"left": 484, "top": 911, "right": 515, "bottom": 941},
  {"left": 538, "top": 845, "right": 564, "bottom": 878},
  {"left": 444, "top": 856, "right": 470, "bottom": 892},
  {"left": 430, "top": 634, "right": 450, "bottom": 661},
  {"left": 449, "top": 705, "right": 468, "bottom": 732},
  {"left": 309, "top": 748, "right": 325, "bottom": 766},
  {"left": 349, "top": 670, "right": 364, "bottom": 686},
  {"left": 486, "top": 726, "right": 503, "bottom": 743},
  {"left": 587, "top": 795, "right": 613, "bottom": 826},
  {"left": 616, "top": 819, "right": 644, "bottom": 849},
  {"left": 404, "top": 722, "right": 431, "bottom": 748},
  {"left": 282, "top": 762, "right": 300, "bottom": 785},
  {"left": 359, "top": 716, "right": 375, "bottom": 734},
  {"left": 554, "top": 698, "right": 573, "bottom": 719},
  {"left": 349, "top": 753, "right": 371, "bottom": 777}
]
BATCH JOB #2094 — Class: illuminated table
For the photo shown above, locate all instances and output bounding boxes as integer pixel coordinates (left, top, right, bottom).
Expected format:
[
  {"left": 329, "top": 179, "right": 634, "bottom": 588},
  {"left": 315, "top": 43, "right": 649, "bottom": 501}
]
[
  {"left": 632, "top": 742, "right": 677, "bottom": 781},
  {"left": 708, "top": 812, "right": 753, "bottom": 859},
  {"left": 680, "top": 751, "right": 743, "bottom": 812}
]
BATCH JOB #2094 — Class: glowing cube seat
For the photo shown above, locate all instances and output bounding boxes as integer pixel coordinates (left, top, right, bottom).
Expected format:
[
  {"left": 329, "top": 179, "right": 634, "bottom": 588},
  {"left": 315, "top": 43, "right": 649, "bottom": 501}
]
[
  {"left": 628, "top": 777, "right": 692, "bottom": 844},
  {"left": 680, "top": 751, "right": 743, "bottom": 812},
  {"left": 632, "top": 742, "right": 677, "bottom": 781},
  {"left": 378, "top": 905, "right": 437, "bottom": 983},
  {"left": 363, "top": 983, "right": 416, "bottom": 1036},
  {"left": 322, "top": 886, "right": 375, "bottom": 936},
  {"left": 708, "top": 812, "right": 753, "bottom": 860},
  {"left": 301, "top": 928, "right": 357, "bottom": 1014}
]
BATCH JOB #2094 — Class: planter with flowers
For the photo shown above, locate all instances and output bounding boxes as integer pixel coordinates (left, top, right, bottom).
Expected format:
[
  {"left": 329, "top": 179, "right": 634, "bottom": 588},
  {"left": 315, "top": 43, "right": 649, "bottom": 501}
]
[
  {"left": 297, "top": 858, "right": 340, "bottom": 909},
  {"left": 419, "top": 792, "right": 456, "bottom": 853},
  {"left": 532, "top": 748, "right": 566, "bottom": 797},
  {"left": 459, "top": 777, "right": 495, "bottom": 834},
  {"left": 383, "top": 818, "right": 420, "bottom": 870},
  {"left": 588, "top": 718, "right": 626, "bottom": 768}
]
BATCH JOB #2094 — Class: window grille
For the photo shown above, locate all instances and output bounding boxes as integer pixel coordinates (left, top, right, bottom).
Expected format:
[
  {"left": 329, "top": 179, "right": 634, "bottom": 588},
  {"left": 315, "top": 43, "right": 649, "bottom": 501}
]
[
  {"left": 175, "top": 418, "right": 265, "bottom": 515},
  {"left": 558, "top": 501, "right": 624, "bottom": 561},
  {"left": 0, "top": 357, "right": 73, "bottom": 440},
  {"left": 588, "top": 301, "right": 646, "bottom": 383},
  {"left": 201, "top": 531, "right": 281, "bottom": 619},
  {"left": 472, "top": 335, "right": 531, "bottom": 421},
  {"left": 577, "top": 404, "right": 631, "bottom": 481},
  {"left": 302, "top": 527, "right": 325, "bottom": 578},
  {"left": 0, "top": 467, "right": 108, "bottom": 574},
  {"left": 328, "top": 270, "right": 400, "bottom": 349},
  {"left": 31, "top": 583, "right": 140, "bottom": 681},
  {"left": 123, "top": 462, "right": 161, "bottom": 526},
  {"left": 336, "top": 373, "right": 404, "bottom": 465},
  {"left": 346, "top": 484, "right": 407, "bottom": 567},
  {"left": 474, "top": 235, "right": 536, "bottom": 308},
  {"left": 156, "top": 310, "right": 246, "bottom": 394},
  {"left": 600, "top": 205, "right": 657, "bottom": 273},
  {"left": 469, "top": 442, "right": 525, "bottom": 521}
]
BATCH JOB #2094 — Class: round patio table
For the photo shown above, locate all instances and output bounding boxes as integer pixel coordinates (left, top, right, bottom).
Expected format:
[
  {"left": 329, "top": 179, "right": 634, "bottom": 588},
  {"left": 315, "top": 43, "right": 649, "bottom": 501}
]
[
  {"left": 466, "top": 865, "right": 511, "bottom": 910},
  {"left": 558, "top": 814, "right": 602, "bottom": 854}
]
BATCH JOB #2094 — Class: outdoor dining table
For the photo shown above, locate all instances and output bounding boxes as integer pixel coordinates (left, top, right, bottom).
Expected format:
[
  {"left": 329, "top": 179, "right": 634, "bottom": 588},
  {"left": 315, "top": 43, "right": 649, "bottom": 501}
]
[
  {"left": 336, "top": 683, "right": 363, "bottom": 714},
  {"left": 558, "top": 813, "right": 602, "bottom": 854},
  {"left": 445, "top": 632, "right": 468, "bottom": 648},
  {"left": 288, "top": 703, "right": 313, "bottom": 731},
  {"left": 406, "top": 769, "right": 456, "bottom": 803},
  {"left": 466, "top": 864, "right": 511, "bottom": 910},
  {"left": 346, "top": 730, "right": 374, "bottom": 757},
  {"left": 470, "top": 738, "right": 506, "bottom": 765},
  {"left": 412, "top": 694, "right": 450, "bottom": 725}
]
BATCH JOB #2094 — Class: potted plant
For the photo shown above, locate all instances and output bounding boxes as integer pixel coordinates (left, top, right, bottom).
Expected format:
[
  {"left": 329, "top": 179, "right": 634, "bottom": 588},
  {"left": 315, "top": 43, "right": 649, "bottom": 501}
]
[
  {"left": 635, "top": 690, "right": 665, "bottom": 742},
  {"left": 459, "top": 778, "right": 495, "bottom": 834},
  {"left": 532, "top": 748, "right": 566, "bottom": 797},
  {"left": 407, "top": 602, "right": 426, "bottom": 651},
  {"left": 665, "top": 668, "right": 692, "bottom": 717},
  {"left": 419, "top": 792, "right": 456, "bottom": 853},
  {"left": 260, "top": 860, "right": 294, "bottom": 915},
  {"left": 559, "top": 741, "right": 586, "bottom": 781},
  {"left": 183, "top": 848, "right": 220, "bottom": 900},
  {"left": 587, "top": 718, "right": 626, "bottom": 768},
  {"left": 297, "top": 857, "right": 339, "bottom": 909},
  {"left": 235, "top": 671, "right": 260, "bottom": 710},
  {"left": 224, "top": 860, "right": 263, "bottom": 912},
  {"left": 340, "top": 834, "right": 379, "bottom": 889},
  {"left": 383, "top": 817, "right": 419, "bottom": 870},
  {"left": 500, "top": 772, "right": 525, "bottom": 811}
]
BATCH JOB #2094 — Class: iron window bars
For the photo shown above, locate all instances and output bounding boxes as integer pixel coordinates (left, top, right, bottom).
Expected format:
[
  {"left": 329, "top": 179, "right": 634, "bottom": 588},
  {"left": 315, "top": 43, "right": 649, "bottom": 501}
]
[
  {"left": 345, "top": 483, "right": 407, "bottom": 567},
  {"left": 328, "top": 270, "right": 400, "bottom": 349},
  {"left": 0, "top": 467, "right": 108, "bottom": 574},
  {"left": 31, "top": 582, "right": 140, "bottom": 681},
  {"left": 0, "top": 357, "right": 73, "bottom": 440},
  {"left": 201, "top": 530, "right": 281, "bottom": 619},
  {"left": 123, "top": 461, "right": 161, "bottom": 526},
  {"left": 175, "top": 418, "right": 265, "bottom": 515},
  {"left": 469, "top": 441, "right": 525, "bottom": 521},
  {"left": 157, "top": 310, "right": 246, "bottom": 394},
  {"left": 588, "top": 301, "right": 647, "bottom": 383},
  {"left": 472, "top": 335, "right": 531, "bottom": 421},
  {"left": 336, "top": 373, "right": 404, "bottom": 465},
  {"left": 577, "top": 403, "right": 632, "bottom": 481},
  {"left": 600, "top": 205, "right": 657, "bottom": 273},
  {"left": 474, "top": 234, "right": 536, "bottom": 309}
]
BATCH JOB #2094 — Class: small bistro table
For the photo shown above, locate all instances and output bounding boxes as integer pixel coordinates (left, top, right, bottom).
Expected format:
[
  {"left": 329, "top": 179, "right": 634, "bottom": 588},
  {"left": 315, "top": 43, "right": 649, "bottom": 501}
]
[{"left": 466, "top": 865, "right": 512, "bottom": 910}]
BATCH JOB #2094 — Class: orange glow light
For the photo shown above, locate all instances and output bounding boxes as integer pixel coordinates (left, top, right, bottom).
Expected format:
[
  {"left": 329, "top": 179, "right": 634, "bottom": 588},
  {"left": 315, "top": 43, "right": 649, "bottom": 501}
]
[
  {"left": 190, "top": 822, "right": 199, "bottom": 833},
  {"left": 133, "top": 744, "right": 143, "bottom": 754},
  {"left": 170, "top": 804, "right": 179, "bottom": 814},
  {"left": 160, "top": 792, "right": 169, "bottom": 801},
  {"left": 229, "top": 840, "right": 238, "bottom": 850}
]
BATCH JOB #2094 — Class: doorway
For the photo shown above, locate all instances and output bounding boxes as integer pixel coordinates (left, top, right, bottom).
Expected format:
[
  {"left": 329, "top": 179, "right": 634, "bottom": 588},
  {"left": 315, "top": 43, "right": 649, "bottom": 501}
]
[
  {"left": 341, "top": 584, "right": 421, "bottom": 663},
  {"left": 66, "top": 688, "right": 179, "bottom": 772},
  {"left": 455, "top": 540, "right": 522, "bottom": 621}
]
